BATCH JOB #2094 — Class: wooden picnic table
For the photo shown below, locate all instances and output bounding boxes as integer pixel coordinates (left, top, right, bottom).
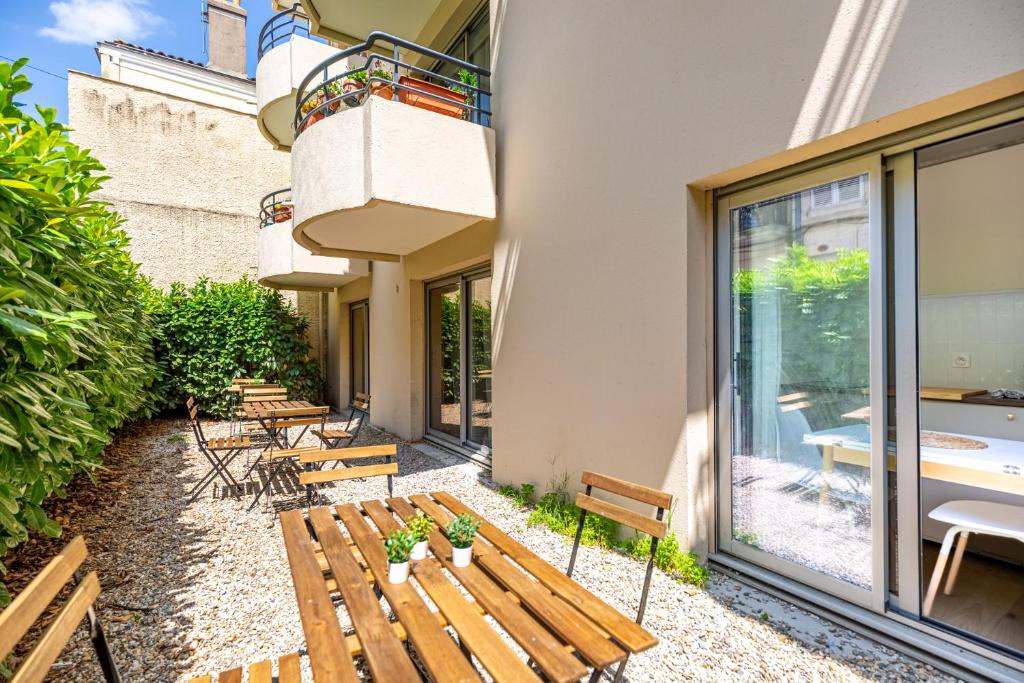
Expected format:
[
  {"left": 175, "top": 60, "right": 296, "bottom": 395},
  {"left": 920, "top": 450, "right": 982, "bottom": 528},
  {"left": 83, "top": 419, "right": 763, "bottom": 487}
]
[{"left": 279, "top": 492, "right": 658, "bottom": 683}]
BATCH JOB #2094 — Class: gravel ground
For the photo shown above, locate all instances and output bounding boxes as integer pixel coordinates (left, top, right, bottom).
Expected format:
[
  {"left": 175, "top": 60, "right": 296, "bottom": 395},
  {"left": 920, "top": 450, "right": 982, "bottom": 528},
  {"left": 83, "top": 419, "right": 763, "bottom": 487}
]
[{"left": 2, "top": 414, "right": 956, "bottom": 682}]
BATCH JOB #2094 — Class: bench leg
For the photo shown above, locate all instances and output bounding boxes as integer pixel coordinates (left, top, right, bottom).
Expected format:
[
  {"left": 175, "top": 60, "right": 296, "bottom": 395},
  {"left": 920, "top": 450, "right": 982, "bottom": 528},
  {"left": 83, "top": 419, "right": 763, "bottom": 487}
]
[
  {"left": 944, "top": 531, "right": 971, "bottom": 595},
  {"left": 924, "top": 527, "right": 961, "bottom": 617}
]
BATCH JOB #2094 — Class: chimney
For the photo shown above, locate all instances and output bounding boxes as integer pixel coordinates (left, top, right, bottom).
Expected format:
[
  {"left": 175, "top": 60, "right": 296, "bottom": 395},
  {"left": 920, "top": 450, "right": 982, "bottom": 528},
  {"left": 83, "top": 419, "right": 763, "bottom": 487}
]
[{"left": 206, "top": 0, "right": 247, "bottom": 77}]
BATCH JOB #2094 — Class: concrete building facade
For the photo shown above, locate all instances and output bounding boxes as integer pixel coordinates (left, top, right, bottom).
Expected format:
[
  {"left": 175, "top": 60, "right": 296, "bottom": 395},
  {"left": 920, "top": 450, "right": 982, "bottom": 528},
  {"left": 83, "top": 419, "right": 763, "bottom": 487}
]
[{"left": 254, "top": 0, "right": 1024, "bottom": 677}]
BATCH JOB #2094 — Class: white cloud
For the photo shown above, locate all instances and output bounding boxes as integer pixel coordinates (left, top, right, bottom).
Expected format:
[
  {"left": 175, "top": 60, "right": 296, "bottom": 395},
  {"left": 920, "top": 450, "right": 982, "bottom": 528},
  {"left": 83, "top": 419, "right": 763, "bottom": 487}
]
[{"left": 39, "top": 0, "right": 165, "bottom": 45}]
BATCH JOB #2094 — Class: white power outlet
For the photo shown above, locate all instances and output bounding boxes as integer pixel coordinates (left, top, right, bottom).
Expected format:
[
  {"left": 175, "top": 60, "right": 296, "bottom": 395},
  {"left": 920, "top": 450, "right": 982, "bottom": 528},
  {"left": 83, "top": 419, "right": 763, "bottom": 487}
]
[{"left": 952, "top": 352, "right": 971, "bottom": 369}]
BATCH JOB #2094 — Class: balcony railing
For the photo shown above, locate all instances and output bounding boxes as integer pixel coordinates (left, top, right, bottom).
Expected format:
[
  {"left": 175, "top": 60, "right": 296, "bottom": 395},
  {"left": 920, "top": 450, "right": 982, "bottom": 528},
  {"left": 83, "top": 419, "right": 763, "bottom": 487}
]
[
  {"left": 259, "top": 188, "right": 293, "bottom": 227},
  {"left": 294, "top": 32, "right": 491, "bottom": 136},
  {"left": 257, "top": 3, "right": 317, "bottom": 60}
]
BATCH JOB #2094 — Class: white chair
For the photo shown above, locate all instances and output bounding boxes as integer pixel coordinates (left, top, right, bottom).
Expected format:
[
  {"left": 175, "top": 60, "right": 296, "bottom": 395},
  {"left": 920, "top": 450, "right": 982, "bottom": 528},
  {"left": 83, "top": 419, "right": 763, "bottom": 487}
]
[{"left": 922, "top": 500, "right": 1024, "bottom": 616}]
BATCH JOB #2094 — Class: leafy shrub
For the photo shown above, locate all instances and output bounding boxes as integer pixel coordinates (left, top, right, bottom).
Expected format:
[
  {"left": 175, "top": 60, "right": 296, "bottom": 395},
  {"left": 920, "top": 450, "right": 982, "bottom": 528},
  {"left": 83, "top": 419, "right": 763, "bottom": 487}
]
[
  {"left": 0, "top": 61, "right": 160, "bottom": 600},
  {"left": 498, "top": 482, "right": 534, "bottom": 508},
  {"left": 527, "top": 489, "right": 618, "bottom": 548},
  {"left": 619, "top": 532, "right": 709, "bottom": 588},
  {"left": 145, "top": 277, "right": 324, "bottom": 417}
]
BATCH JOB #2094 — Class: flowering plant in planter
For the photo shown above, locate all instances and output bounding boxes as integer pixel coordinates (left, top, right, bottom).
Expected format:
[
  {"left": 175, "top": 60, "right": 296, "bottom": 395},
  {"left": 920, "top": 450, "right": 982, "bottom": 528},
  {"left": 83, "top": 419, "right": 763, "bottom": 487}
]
[
  {"left": 367, "top": 68, "right": 395, "bottom": 99},
  {"left": 445, "top": 513, "right": 480, "bottom": 567},
  {"left": 407, "top": 513, "right": 434, "bottom": 561},
  {"left": 385, "top": 529, "right": 416, "bottom": 583},
  {"left": 271, "top": 202, "right": 292, "bottom": 223}
]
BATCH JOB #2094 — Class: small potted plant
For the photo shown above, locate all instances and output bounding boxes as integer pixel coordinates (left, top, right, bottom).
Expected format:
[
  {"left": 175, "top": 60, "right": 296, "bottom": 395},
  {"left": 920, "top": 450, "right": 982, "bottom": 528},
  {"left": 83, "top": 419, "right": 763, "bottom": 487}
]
[
  {"left": 407, "top": 513, "right": 434, "bottom": 561},
  {"left": 271, "top": 202, "right": 292, "bottom": 223},
  {"left": 299, "top": 91, "right": 326, "bottom": 131},
  {"left": 453, "top": 68, "right": 478, "bottom": 121},
  {"left": 367, "top": 68, "right": 395, "bottom": 100},
  {"left": 385, "top": 528, "right": 416, "bottom": 584},
  {"left": 445, "top": 513, "right": 480, "bottom": 568},
  {"left": 341, "top": 68, "right": 367, "bottom": 106}
]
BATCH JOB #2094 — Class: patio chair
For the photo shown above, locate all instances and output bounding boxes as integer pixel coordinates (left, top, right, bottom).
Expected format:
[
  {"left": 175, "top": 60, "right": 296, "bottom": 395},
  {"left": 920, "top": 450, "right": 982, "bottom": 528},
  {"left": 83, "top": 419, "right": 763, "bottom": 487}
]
[
  {"left": 0, "top": 536, "right": 122, "bottom": 683},
  {"left": 236, "top": 384, "right": 286, "bottom": 448},
  {"left": 186, "top": 397, "right": 249, "bottom": 503},
  {"left": 247, "top": 405, "right": 329, "bottom": 511},
  {"left": 566, "top": 470, "right": 673, "bottom": 683},
  {"left": 298, "top": 443, "right": 398, "bottom": 506},
  {"left": 228, "top": 382, "right": 279, "bottom": 435},
  {"left": 312, "top": 392, "right": 371, "bottom": 449}
]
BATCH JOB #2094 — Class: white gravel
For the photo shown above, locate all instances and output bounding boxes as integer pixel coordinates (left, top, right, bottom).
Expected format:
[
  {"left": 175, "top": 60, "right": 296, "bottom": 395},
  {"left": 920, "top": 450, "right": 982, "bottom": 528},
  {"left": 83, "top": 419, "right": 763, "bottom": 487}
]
[{"left": 6, "top": 414, "right": 955, "bottom": 682}]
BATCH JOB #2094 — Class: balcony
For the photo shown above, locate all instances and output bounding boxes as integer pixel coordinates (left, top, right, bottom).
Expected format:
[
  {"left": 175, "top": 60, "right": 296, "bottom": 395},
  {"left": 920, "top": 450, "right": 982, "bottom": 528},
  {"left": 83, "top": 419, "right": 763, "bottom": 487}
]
[
  {"left": 290, "top": 33, "right": 496, "bottom": 260},
  {"left": 257, "top": 188, "right": 368, "bottom": 290},
  {"left": 256, "top": 4, "right": 350, "bottom": 150}
]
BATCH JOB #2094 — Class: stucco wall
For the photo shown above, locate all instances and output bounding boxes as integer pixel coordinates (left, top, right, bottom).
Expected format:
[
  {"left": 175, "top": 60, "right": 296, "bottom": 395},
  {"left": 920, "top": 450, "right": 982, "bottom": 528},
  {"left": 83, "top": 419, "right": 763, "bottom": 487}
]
[
  {"left": 67, "top": 71, "right": 290, "bottom": 289},
  {"left": 488, "top": 0, "right": 1024, "bottom": 550}
]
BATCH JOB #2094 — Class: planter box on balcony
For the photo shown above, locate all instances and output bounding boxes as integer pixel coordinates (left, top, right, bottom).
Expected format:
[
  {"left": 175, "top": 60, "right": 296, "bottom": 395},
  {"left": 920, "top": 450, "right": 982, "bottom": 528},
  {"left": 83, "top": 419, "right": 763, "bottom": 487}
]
[{"left": 397, "top": 76, "right": 466, "bottom": 119}]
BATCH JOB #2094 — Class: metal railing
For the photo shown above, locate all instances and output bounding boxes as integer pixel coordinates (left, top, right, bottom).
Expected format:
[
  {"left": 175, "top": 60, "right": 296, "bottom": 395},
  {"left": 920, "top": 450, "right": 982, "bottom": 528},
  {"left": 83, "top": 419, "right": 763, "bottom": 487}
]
[
  {"left": 259, "top": 188, "right": 293, "bottom": 227},
  {"left": 257, "top": 4, "right": 316, "bottom": 60},
  {"left": 294, "top": 32, "right": 491, "bottom": 136}
]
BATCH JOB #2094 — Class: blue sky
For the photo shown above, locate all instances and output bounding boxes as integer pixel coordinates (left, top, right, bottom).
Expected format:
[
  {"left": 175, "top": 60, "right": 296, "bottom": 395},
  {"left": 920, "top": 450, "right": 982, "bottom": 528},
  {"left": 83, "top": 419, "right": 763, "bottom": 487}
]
[{"left": 0, "top": 1, "right": 277, "bottom": 122}]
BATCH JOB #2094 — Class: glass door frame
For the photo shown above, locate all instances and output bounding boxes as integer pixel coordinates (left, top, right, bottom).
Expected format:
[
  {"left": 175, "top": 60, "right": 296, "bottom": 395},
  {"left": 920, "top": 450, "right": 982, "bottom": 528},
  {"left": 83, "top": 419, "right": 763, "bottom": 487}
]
[
  {"left": 349, "top": 299, "right": 370, "bottom": 402},
  {"left": 424, "top": 265, "right": 493, "bottom": 453},
  {"left": 715, "top": 153, "right": 888, "bottom": 611}
]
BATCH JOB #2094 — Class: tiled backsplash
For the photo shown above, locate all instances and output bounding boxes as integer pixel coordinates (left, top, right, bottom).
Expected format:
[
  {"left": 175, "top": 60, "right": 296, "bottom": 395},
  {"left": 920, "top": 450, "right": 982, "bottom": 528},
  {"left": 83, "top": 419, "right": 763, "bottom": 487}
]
[{"left": 920, "top": 289, "right": 1024, "bottom": 390}]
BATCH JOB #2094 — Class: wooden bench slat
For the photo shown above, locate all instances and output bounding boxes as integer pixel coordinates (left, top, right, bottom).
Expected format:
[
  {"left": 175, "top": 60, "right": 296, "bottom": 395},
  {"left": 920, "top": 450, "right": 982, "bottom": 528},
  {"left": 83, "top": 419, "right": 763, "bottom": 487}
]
[
  {"left": 387, "top": 498, "right": 587, "bottom": 683},
  {"left": 361, "top": 500, "right": 541, "bottom": 683},
  {"left": 10, "top": 572, "right": 100, "bottom": 683},
  {"left": 334, "top": 504, "right": 481, "bottom": 683},
  {"left": 0, "top": 536, "right": 88, "bottom": 661},
  {"left": 308, "top": 507, "right": 420, "bottom": 682},
  {"left": 217, "top": 668, "right": 242, "bottom": 683},
  {"left": 299, "top": 444, "right": 396, "bottom": 464},
  {"left": 278, "top": 653, "right": 301, "bottom": 683},
  {"left": 299, "top": 462, "right": 397, "bottom": 486},
  {"left": 432, "top": 491, "right": 658, "bottom": 654},
  {"left": 186, "top": 676, "right": 211, "bottom": 683},
  {"left": 247, "top": 660, "right": 272, "bottom": 683},
  {"left": 279, "top": 510, "right": 359, "bottom": 683},
  {"left": 410, "top": 495, "right": 624, "bottom": 669},
  {"left": 580, "top": 471, "right": 673, "bottom": 509},
  {"left": 576, "top": 493, "right": 668, "bottom": 539},
  {"left": 312, "top": 429, "right": 352, "bottom": 439}
]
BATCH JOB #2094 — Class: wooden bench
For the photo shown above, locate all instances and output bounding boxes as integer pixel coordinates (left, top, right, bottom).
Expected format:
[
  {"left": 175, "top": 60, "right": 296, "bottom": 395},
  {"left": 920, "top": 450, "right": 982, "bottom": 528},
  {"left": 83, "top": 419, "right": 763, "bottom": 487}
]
[
  {"left": 0, "top": 536, "right": 121, "bottom": 683},
  {"left": 187, "top": 653, "right": 301, "bottom": 683}
]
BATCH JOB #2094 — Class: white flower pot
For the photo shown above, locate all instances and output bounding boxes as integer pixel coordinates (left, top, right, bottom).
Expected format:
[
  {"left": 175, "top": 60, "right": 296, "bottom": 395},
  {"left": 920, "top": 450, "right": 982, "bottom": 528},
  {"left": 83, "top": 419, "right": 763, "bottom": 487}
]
[
  {"left": 452, "top": 545, "right": 473, "bottom": 568},
  {"left": 388, "top": 561, "right": 410, "bottom": 584},
  {"left": 410, "top": 539, "right": 428, "bottom": 561}
]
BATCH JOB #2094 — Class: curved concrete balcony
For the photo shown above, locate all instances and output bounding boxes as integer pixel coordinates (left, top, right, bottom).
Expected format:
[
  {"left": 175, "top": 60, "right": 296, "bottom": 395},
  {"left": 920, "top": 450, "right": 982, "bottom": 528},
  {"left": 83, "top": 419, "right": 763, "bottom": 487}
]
[
  {"left": 255, "top": 5, "right": 348, "bottom": 150},
  {"left": 290, "top": 34, "right": 495, "bottom": 260},
  {"left": 257, "top": 189, "right": 368, "bottom": 290}
]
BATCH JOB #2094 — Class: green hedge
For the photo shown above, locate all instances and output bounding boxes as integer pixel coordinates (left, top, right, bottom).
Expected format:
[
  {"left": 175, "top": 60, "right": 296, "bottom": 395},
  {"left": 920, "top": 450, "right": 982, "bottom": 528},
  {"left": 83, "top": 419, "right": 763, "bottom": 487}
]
[
  {"left": 145, "top": 277, "right": 324, "bottom": 417},
  {"left": 0, "top": 62, "right": 160, "bottom": 599}
]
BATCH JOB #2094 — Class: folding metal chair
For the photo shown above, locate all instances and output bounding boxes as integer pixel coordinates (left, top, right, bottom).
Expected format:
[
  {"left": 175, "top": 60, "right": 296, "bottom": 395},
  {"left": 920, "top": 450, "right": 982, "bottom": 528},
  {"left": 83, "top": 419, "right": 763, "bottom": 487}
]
[
  {"left": 298, "top": 443, "right": 398, "bottom": 507},
  {"left": 312, "top": 392, "right": 370, "bottom": 450},
  {"left": 185, "top": 397, "right": 249, "bottom": 503},
  {"left": 566, "top": 471, "right": 673, "bottom": 683},
  {"left": 247, "top": 405, "right": 329, "bottom": 511}
]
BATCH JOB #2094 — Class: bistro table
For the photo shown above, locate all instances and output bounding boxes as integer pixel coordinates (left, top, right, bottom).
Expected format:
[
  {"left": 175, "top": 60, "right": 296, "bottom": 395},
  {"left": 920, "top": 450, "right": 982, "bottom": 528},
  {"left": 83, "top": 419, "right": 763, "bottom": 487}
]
[
  {"left": 279, "top": 492, "right": 658, "bottom": 683},
  {"left": 242, "top": 400, "right": 314, "bottom": 449}
]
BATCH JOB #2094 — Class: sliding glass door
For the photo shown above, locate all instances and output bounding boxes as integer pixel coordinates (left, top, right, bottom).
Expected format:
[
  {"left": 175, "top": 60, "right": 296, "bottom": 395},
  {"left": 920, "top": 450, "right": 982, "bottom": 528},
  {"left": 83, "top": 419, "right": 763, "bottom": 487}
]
[
  {"left": 426, "top": 268, "right": 492, "bottom": 454},
  {"left": 349, "top": 300, "right": 369, "bottom": 402},
  {"left": 717, "top": 157, "right": 885, "bottom": 606}
]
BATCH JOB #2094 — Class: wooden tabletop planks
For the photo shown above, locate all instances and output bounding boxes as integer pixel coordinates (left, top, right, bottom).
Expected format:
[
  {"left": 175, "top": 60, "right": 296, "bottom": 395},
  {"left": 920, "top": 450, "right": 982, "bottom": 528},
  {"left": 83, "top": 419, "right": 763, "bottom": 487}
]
[
  {"left": 279, "top": 510, "right": 359, "bottom": 683},
  {"left": 334, "top": 503, "right": 482, "bottom": 683},
  {"left": 280, "top": 495, "right": 658, "bottom": 683},
  {"left": 307, "top": 507, "right": 420, "bottom": 682},
  {"left": 409, "top": 495, "right": 625, "bottom": 669},
  {"left": 432, "top": 491, "right": 659, "bottom": 654},
  {"left": 361, "top": 499, "right": 542, "bottom": 683},
  {"left": 385, "top": 498, "right": 588, "bottom": 683}
]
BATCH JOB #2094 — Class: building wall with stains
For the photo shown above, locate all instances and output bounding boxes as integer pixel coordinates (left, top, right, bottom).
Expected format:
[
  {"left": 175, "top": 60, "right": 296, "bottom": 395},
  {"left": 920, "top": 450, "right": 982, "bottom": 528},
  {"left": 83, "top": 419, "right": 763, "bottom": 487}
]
[{"left": 66, "top": 70, "right": 326, "bottom": 370}]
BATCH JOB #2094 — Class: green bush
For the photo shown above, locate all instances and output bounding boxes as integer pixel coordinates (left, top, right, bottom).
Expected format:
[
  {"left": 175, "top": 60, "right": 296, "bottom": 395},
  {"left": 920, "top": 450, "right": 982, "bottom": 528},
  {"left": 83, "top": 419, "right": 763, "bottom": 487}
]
[
  {"left": 145, "top": 277, "right": 324, "bottom": 417},
  {"left": 0, "top": 61, "right": 160, "bottom": 601},
  {"left": 498, "top": 482, "right": 534, "bottom": 508},
  {"left": 528, "top": 489, "right": 618, "bottom": 548}
]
